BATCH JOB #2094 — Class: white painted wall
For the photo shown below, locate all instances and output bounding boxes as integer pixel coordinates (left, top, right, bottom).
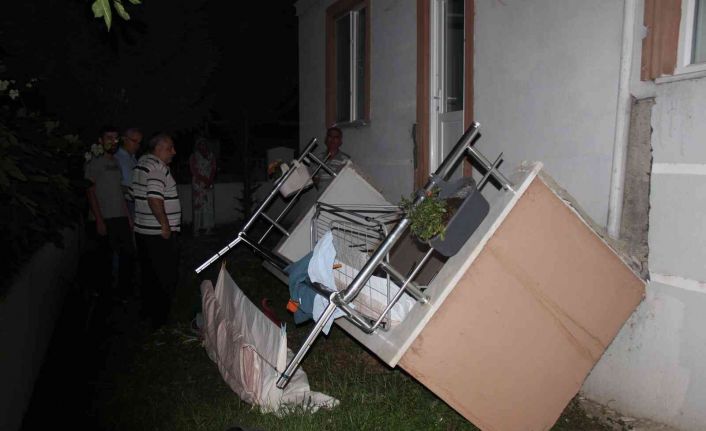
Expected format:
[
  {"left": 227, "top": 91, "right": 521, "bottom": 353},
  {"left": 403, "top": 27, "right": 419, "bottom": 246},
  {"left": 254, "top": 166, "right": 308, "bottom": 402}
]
[
  {"left": 296, "top": 0, "right": 416, "bottom": 203},
  {"left": 583, "top": 74, "right": 706, "bottom": 431},
  {"left": 296, "top": 0, "right": 706, "bottom": 428},
  {"left": 474, "top": 0, "right": 624, "bottom": 226}
]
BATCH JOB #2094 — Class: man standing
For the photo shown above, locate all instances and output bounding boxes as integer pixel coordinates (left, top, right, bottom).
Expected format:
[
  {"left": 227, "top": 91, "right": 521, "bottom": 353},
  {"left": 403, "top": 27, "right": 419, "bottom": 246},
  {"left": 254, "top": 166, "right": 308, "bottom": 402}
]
[
  {"left": 314, "top": 126, "right": 350, "bottom": 193},
  {"left": 131, "top": 133, "right": 181, "bottom": 329},
  {"left": 115, "top": 127, "right": 142, "bottom": 220},
  {"left": 85, "top": 125, "right": 135, "bottom": 301}
]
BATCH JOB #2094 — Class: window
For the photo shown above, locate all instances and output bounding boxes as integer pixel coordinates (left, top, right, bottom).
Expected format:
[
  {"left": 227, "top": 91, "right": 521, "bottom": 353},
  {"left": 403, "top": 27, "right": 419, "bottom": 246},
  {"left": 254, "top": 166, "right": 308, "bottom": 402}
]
[
  {"left": 326, "top": 0, "right": 370, "bottom": 126},
  {"left": 443, "top": 0, "right": 464, "bottom": 113},
  {"left": 685, "top": 0, "right": 706, "bottom": 64},
  {"left": 642, "top": 0, "right": 706, "bottom": 80}
]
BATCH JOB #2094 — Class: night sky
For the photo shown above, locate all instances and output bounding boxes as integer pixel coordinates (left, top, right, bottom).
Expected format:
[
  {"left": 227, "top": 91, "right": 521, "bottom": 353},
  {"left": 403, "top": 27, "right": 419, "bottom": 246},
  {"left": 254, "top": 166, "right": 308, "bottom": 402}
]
[
  {"left": 1, "top": 3, "right": 299, "bottom": 427},
  {"left": 1, "top": 0, "right": 299, "bottom": 178}
]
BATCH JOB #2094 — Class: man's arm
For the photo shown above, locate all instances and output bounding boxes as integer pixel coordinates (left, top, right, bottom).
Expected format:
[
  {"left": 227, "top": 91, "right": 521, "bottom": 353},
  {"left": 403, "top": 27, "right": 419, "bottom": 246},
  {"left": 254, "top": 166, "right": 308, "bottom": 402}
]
[
  {"left": 86, "top": 183, "right": 107, "bottom": 236},
  {"left": 147, "top": 197, "right": 171, "bottom": 239}
]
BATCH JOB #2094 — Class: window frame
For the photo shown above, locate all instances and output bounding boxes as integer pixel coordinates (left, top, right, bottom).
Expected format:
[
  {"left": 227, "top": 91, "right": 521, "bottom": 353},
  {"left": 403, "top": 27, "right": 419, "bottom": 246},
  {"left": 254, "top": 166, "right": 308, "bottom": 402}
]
[
  {"left": 675, "top": 0, "right": 706, "bottom": 74},
  {"left": 326, "top": 0, "right": 371, "bottom": 127},
  {"left": 641, "top": 0, "right": 706, "bottom": 81}
]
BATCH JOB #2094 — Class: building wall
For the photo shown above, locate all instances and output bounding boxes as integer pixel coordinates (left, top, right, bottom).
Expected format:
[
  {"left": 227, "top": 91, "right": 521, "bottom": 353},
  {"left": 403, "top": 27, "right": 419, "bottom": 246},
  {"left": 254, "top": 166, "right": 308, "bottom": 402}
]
[
  {"left": 297, "top": 0, "right": 706, "bottom": 428},
  {"left": 473, "top": 0, "right": 624, "bottom": 226},
  {"left": 297, "top": 0, "right": 417, "bottom": 202},
  {"left": 583, "top": 75, "right": 706, "bottom": 431}
]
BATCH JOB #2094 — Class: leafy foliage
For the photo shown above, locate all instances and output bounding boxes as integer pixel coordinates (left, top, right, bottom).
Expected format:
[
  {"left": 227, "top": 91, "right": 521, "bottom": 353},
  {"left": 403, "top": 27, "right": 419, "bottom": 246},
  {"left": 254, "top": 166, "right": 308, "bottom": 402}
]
[
  {"left": 91, "top": 0, "right": 142, "bottom": 31},
  {"left": 400, "top": 188, "right": 448, "bottom": 242},
  {"left": 0, "top": 72, "right": 86, "bottom": 298}
]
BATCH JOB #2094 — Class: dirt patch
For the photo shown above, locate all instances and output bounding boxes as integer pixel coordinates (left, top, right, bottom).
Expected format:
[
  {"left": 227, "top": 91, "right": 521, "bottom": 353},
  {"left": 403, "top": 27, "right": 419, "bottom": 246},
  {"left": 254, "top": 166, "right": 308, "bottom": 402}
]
[{"left": 575, "top": 397, "right": 678, "bottom": 431}]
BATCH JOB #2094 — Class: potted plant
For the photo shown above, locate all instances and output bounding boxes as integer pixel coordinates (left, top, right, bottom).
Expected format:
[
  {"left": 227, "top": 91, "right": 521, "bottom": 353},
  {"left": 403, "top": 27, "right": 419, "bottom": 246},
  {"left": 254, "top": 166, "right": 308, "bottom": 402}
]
[{"left": 400, "top": 175, "right": 490, "bottom": 257}]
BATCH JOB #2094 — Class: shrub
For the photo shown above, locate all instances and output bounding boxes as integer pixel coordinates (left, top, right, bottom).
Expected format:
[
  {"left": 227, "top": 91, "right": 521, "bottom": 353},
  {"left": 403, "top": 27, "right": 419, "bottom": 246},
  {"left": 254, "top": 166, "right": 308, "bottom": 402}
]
[{"left": 0, "top": 73, "right": 86, "bottom": 298}]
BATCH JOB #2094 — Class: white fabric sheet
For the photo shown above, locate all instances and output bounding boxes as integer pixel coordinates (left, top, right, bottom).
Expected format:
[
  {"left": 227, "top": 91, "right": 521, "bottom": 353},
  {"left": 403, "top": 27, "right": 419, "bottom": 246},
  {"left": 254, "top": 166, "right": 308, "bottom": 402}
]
[{"left": 200, "top": 264, "right": 339, "bottom": 414}]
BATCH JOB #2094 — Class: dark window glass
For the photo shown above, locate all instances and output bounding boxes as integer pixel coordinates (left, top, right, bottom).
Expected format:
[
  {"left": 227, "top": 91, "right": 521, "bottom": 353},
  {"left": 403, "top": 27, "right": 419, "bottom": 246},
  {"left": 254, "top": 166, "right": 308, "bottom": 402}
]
[
  {"left": 356, "top": 8, "right": 366, "bottom": 120},
  {"left": 693, "top": 0, "right": 706, "bottom": 63},
  {"left": 336, "top": 13, "right": 351, "bottom": 122},
  {"left": 444, "top": 0, "right": 464, "bottom": 112}
]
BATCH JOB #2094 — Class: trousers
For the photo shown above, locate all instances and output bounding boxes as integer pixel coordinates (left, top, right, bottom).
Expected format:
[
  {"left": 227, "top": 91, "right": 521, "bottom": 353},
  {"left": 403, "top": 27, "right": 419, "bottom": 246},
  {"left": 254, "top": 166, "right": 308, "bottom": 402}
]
[{"left": 136, "top": 232, "right": 179, "bottom": 328}]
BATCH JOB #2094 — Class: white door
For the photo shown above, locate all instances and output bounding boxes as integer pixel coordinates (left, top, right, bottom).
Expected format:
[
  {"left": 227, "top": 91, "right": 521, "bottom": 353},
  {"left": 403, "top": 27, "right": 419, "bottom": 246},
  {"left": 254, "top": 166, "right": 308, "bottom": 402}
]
[{"left": 430, "top": 0, "right": 465, "bottom": 178}]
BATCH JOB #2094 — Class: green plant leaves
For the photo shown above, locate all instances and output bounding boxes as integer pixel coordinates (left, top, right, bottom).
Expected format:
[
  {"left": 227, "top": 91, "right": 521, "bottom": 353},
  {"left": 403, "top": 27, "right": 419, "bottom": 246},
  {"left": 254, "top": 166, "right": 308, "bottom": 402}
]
[
  {"left": 1, "top": 71, "right": 85, "bottom": 298},
  {"left": 92, "top": 0, "right": 142, "bottom": 30},
  {"left": 0, "top": 156, "right": 27, "bottom": 182},
  {"left": 113, "top": 0, "right": 131, "bottom": 21},
  {"left": 400, "top": 188, "right": 448, "bottom": 242},
  {"left": 92, "top": 0, "right": 113, "bottom": 30},
  {"left": 16, "top": 194, "right": 38, "bottom": 215}
]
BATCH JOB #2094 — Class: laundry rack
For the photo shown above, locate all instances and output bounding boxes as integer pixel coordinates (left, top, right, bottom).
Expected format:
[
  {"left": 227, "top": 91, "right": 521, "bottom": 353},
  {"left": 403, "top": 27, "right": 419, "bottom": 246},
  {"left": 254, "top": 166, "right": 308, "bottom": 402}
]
[
  {"left": 309, "top": 203, "right": 426, "bottom": 330},
  {"left": 196, "top": 121, "right": 514, "bottom": 389}
]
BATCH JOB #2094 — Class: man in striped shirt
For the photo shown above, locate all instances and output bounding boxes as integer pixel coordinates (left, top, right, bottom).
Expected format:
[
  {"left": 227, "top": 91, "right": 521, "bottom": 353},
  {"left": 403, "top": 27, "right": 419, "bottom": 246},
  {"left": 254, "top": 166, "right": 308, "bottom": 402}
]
[{"left": 131, "top": 132, "right": 181, "bottom": 328}]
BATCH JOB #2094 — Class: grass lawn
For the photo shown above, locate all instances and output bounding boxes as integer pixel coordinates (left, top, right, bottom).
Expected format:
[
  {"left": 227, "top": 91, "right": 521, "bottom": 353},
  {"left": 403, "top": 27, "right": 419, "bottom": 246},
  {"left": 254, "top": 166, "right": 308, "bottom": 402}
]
[{"left": 91, "top": 225, "right": 610, "bottom": 431}]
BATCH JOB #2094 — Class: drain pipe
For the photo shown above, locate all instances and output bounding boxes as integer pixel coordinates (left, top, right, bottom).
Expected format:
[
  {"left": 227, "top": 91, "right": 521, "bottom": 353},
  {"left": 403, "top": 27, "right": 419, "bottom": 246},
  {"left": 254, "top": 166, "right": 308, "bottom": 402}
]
[{"left": 607, "top": 0, "right": 638, "bottom": 239}]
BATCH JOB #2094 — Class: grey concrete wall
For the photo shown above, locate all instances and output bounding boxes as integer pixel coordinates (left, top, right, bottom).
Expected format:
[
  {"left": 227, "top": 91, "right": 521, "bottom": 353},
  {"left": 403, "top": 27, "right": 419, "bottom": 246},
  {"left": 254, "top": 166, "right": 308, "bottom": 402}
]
[
  {"left": 297, "top": 0, "right": 416, "bottom": 203},
  {"left": 0, "top": 228, "right": 82, "bottom": 431},
  {"left": 583, "top": 279, "right": 706, "bottom": 430},
  {"left": 583, "top": 69, "right": 706, "bottom": 431},
  {"left": 473, "top": 0, "right": 624, "bottom": 226},
  {"left": 620, "top": 97, "right": 654, "bottom": 278}
]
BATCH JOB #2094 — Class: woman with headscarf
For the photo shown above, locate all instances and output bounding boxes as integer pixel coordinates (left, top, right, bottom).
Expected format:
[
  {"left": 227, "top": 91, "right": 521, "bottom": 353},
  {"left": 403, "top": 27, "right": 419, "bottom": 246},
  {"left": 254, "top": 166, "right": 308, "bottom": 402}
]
[{"left": 189, "top": 137, "right": 217, "bottom": 236}]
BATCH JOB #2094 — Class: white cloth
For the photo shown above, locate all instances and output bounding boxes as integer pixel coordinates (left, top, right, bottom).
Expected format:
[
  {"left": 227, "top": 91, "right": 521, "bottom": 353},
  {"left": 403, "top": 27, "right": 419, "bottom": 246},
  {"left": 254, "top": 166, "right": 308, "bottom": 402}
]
[
  {"left": 308, "top": 231, "right": 344, "bottom": 334},
  {"left": 309, "top": 230, "right": 415, "bottom": 330},
  {"left": 308, "top": 231, "right": 337, "bottom": 290},
  {"left": 200, "top": 264, "right": 339, "bottom": 414},
  {"left": 312, "top": 294, "right": 345, "bottom": 335},
  {"left": 333, "top": 262, "right": 415, "bottom": 326}
]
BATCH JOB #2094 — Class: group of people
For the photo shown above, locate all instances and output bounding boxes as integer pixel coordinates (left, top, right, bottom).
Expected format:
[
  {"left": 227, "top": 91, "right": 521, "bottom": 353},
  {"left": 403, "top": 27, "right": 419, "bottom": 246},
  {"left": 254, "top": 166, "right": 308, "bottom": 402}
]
[
  {"left": 84, "top": 126, "right": 182, "bottom": 329},
  {"left": 83, "top": 124, "right": 344, "bottom": 330}
]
